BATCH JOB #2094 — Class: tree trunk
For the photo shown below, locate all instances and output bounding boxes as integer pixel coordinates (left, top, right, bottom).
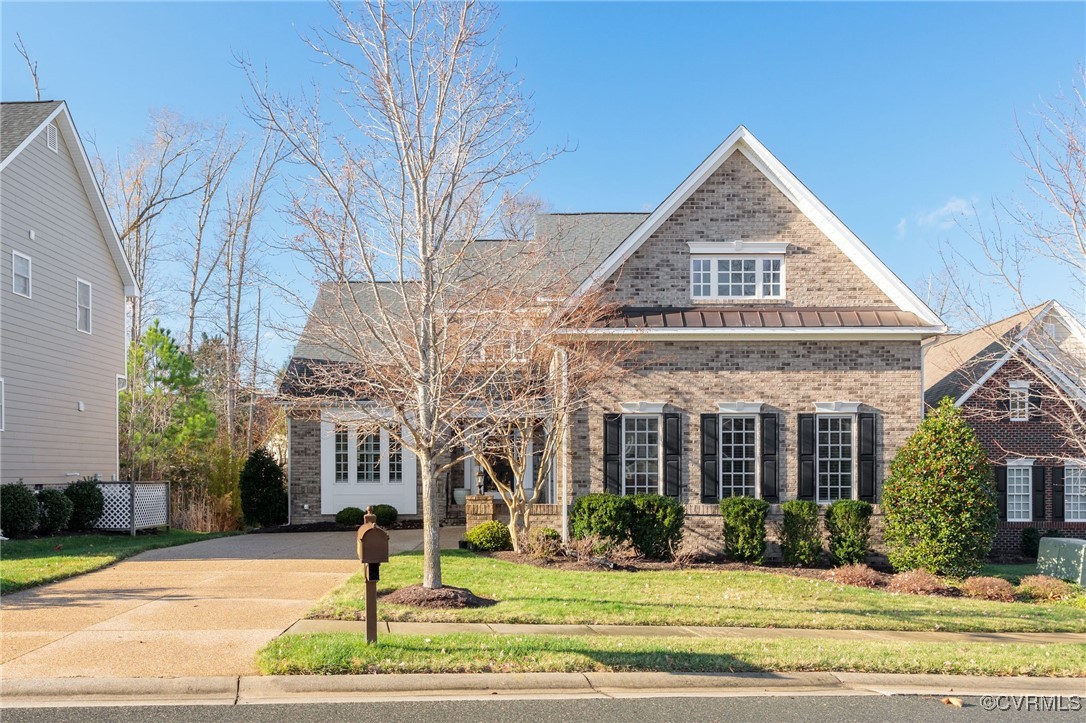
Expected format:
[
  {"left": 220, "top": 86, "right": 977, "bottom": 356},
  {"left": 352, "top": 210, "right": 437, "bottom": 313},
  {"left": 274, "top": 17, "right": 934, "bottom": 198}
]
[
  {"left": 419, "top": 454, "right": 442, "bottom": 589},
  {"left": 507, "top": 504, "right": 528, "bottom": 554}
]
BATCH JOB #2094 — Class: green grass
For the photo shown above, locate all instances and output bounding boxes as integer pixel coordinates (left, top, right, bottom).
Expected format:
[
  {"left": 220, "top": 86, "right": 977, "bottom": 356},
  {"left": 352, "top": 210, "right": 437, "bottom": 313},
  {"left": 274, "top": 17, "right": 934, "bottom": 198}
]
[
  {"left": 311, "top": 551, "right": 1086, "bottom": 633},
  {"left": 257, "top": 632, "right": 1086, "bottom": 677},
  {"left": 0, "top": 530, "right": 235, "bottom": 593},
  {"left": 980, "top": 563, "right": 1039, "bottom": 584}
]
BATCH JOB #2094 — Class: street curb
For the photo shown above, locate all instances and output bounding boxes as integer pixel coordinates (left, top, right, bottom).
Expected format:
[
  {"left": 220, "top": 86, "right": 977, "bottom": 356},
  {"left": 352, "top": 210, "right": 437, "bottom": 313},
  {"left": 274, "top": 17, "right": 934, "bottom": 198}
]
[{"left": 1, "top": 671, "right": 1083, "bottom": 708}]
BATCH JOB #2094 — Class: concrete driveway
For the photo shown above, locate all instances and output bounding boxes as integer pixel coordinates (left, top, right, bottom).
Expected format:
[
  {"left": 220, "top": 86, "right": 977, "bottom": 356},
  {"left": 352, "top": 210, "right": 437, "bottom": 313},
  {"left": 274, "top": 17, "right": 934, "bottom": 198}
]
[{"left": 0, "top": 527, "right": 463, "bottom": 679}]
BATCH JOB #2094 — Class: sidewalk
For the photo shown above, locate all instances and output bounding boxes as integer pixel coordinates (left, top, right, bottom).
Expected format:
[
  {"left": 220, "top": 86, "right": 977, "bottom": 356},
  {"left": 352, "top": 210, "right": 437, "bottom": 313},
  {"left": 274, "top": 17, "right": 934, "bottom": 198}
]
[
  {"left": 283, "top": 619, "right": 1086, "bottom": 646},
  {"left": 2, "top": 671, "right": 1082, "bottom": 708}
]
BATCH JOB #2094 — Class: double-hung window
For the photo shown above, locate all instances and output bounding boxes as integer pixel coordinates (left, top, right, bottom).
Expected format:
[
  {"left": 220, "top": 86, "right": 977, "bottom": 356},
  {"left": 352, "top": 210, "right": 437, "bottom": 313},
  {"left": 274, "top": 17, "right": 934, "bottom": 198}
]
[
  {"left": 1006, "top": 460, "right": 1033, "bottom": 522},
  {"left": 76, "top": 279, "right": 92, "bottom": 333},
  {"left": 334, "top": 425, "right": 350, "bottom": 483},
  {"left": 720, "top": 416, "right": 757, "bottom": 498},
  {"left": 388, "top": 438, "right": 403, "bottom": 483},
  {"left": 357, "top": 431, "right": 381, "bottom": 483},
  {"left": 817, "top": 416, "right": 853, "bottom": 503},
  {"left": 12, "top": 252, "right": 31, "bottom": 298},
  {"left": 1008, "top": 381, "right": 1031, "bottom": 422},
  {"left": 622, "top": 415, "right": 661, "bottom": 495},
  {"left": 332, "top": 423, "right": 406, "bottom": 485},
  {"left": 1066, "top": 463, "right": 1086, "bottom": 522}
]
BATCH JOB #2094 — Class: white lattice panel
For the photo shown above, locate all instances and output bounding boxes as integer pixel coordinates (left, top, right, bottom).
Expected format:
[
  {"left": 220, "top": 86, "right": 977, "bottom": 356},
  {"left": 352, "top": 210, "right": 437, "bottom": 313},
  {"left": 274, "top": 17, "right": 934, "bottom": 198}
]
[{"left": 94, "top": 483, "right": 169, "bottom": 530}]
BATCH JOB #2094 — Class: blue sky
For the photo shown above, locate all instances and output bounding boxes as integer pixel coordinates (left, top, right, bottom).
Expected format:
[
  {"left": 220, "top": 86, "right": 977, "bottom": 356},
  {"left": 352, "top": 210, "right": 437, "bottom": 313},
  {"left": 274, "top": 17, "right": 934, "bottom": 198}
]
[{"left": 3, "top": 2, "right": 1084, "bottom": 367}]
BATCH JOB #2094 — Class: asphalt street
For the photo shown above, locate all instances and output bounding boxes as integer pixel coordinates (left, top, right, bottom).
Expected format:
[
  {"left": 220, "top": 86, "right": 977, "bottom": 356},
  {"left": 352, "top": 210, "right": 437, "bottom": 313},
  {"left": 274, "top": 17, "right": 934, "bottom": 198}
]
[{"left": 4, "top": 695, "right": 1081, "bottom": 722}]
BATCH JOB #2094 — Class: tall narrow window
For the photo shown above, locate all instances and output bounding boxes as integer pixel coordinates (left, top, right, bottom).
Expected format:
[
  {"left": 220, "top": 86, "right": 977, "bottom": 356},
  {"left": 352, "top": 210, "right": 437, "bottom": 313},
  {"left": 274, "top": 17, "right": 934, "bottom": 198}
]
[
  {"left": 1066, "top": 464, "right": 1086, "bottom": 522},
  {"left": 1006, "top": 464, "right": 1032, "bottom": 521},
  {"left": 761, "top": 258, "right": 782, "bottom": 297},
  {"left": 388, "top": 435, "right": 403, "bottom": 483},
  {"left": 334, "top": 426, "right": 349, "bottom": 483},
  {"left": 357, "top": 431, "right": 381, "bottom": 482},
  {"left": 76, "top": 279, "right": 92, "bottom": 333},
  {"left": 622, "top": 415, "right": 660, "bottom": 495},
  {"left": 1008, "top": 382, "right": 1030, "bottom": 422},
  {"left": 817, "top": 416, "right": 853, "bottom": 502},
  {"left": 691, "top": 258, "right": 713, "bottom": 298},
  {"left": 720, "top": 416, "right": 756, "bottom": 497},
  {"left": 12, "top": 252, "right": 31, "bottom": 298}
]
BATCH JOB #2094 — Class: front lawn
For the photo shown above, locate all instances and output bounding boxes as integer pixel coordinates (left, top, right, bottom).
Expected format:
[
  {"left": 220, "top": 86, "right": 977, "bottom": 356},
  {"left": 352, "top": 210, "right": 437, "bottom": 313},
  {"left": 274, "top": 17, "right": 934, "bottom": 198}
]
[
  {"left": 0, "top": 530, "right": 235, "bottom": 593},
  {"left": 257, "top": 632, "right": 1086, "bottom": 677},
  {"left": 311, "top": 551, "right": 1086, "bottom": 632}
]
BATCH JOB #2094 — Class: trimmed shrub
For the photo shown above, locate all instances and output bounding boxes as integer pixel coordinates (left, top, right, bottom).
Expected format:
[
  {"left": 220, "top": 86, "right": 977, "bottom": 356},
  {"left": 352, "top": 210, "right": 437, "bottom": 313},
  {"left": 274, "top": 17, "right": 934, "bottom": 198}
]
[
  {"left": 239, "top": 448, "right": 287, "bottom": 528},
  {"left": 372, "top": 504, "right": 398, "bottom": 527},
  {"left": 64, "top": 478, "right": 105, "bottom": 530},
  {"left": 779, "top": 499, "right": 821, "bottom": 567},
  {"left": 626, "top": 494, "right": 685, "bottom": 560},
  {"left": 1021, "top": 527, "right": 1042, "bottom": 558},
  {"left": 888, "top": 569, "right": 949, "bottom": 596},
  {"left": 960, "top": 576, "right": 1017, "bottom": 602},
  {"left": 526, "top": 527, "right": 563, "bottom": 559},
  {"left": 1017, "top": 575, "right": 1075, "bottom": 601},
  {"left": 883, "top": 398, "right": 996, "bottom": 577},
  {"left": 466, "top": 520, "right": 512, "bottom": 551},
  {"left": 825, "top": 500, "right": 873, "bottom": 566},
  {"left": 570, "top": 494, "right": 633, "bottom": 544},
  {"left": 719, "top": 496, "right": 769, "bottom": 564},
  {"left": 1, "top": 483, "right": 39, "bottom": 536},
  {"left": 335, "top": 507, "right": 365, "bottom": 526},
  {"left": 825, "top": 563, "right": 884, "bottom": 588},
  {"left": 37, "top": 488, "right": 74, "bottom": 535}
]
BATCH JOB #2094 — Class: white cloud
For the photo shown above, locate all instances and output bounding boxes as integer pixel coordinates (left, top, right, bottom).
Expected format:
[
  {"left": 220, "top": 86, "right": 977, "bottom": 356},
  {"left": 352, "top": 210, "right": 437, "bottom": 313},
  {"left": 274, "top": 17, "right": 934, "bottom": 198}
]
[
  {"left": 895, "top": 218, "right": 907, "bottom": 239},
  {"left": 917, "top": 197, "right": 971, "bottom": 229}
]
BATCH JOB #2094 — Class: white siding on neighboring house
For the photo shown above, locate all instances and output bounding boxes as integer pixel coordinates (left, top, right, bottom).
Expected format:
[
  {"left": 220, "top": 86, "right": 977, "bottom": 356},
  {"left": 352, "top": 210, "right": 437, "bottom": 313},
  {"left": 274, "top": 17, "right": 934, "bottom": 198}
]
[{"left": 0, "top": 121, "right": 126, "bottom": 483}]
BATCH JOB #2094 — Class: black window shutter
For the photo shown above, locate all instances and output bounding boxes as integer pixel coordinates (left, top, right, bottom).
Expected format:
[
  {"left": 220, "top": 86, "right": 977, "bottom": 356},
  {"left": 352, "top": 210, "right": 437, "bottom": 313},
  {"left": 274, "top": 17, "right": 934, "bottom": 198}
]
[
  {"left": 857, "top": 413, "right": 876, "bottom": 503},
  {"left": 1032, "top": 465, "right": 1046, "bottom": 521},
  {"left": 1029, "top": 392, "right": 1042, "bottom": 419},
  {"left": 759, "top": 413, "right": 779, "bottom": 503},
  {"left": 997, "top": 396, "right": 1010, "bottom": 413},
  {"left": 797, "top": 414, "right": 816, "bottom": 500},
  {"left": 603, "top": 414, "right": 622, "bottom": 495},
  {"left": 663, "top": 413, "right": 682, "bottom": 499},
  {"left": 995, "top": 465, "right": 1007, "bottom": 521},
  {"left": 1052, "top": 467, "right": 1065, "bottom": 522},
  {"left": 700, "top": 413, "right": 719, "bottom": 504}
]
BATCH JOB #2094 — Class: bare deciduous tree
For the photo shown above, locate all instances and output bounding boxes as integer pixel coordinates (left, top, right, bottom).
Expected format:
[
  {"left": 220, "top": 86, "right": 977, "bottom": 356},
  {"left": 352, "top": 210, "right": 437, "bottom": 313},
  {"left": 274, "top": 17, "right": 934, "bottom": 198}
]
[{"left": 14, "top": 34, "right": 41, "bottom": 101}]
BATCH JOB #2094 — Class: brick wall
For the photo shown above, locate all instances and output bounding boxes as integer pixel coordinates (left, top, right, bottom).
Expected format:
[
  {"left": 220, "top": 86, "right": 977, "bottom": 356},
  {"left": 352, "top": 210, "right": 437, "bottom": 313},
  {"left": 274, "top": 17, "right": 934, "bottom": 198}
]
[
  {"left": 958, "top": 356, "right": 1086, "bottom": 550},
  {"left": 287, "top": 417, "right": 324, "bottom": 524},
  {"left": 609, "top": 150, "right": 895, "bottom": 309}
]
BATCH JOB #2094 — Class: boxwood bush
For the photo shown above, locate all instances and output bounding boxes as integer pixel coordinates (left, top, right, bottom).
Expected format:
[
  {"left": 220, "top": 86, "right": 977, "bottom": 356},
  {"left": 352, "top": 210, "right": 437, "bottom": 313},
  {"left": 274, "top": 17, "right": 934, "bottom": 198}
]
[
  {"left": 570, "top": 494, "right": 633, "bottom": 544},
  {"left": 779, "top": 499, "right": 821, "bottom": 566},
  {"left": 335, "top": 507, "right": 365, "bottom": 526},
  {"left": 825, "top": 499, "right": 872, "bottom": 566},
  {"left": 372, "top": 504, "right": 398, "bottom": 527},
  {"left": 883, "top": 397, "right": 996, "bottom": 577},
  {"left": 719, "top": 496, "right": 769, "bottom": 564},
  {"left": 63, "top": 477, "right": 104, "bottom": 530},
  {"left": 239, "top": 448, "right": 288, "bottom": 528},
  {"left": 1, "top": 483, "right": 39, "bottom": 536},
  {"left": 466, "top": 520, "right": 513, "bottom": 551},
  {"left": 37, "top": 488, "right": 74, "bottom": 535},
  {"left": 626, "top": 494, "right": 685, "bottom": 560}
]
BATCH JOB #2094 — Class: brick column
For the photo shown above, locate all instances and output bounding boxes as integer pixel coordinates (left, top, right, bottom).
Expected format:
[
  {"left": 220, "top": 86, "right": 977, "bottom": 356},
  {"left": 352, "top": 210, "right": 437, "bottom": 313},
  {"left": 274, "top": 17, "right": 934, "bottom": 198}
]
[{"left": 465, "top": 495, "right": 495, "bottom": 530}]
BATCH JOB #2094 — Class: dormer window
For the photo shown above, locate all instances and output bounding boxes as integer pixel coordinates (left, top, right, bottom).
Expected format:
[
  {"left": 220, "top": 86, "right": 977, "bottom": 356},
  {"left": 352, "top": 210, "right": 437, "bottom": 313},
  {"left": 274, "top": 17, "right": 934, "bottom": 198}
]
[{"left": 688, "top": 241, "right": 786, "bottom": 301}]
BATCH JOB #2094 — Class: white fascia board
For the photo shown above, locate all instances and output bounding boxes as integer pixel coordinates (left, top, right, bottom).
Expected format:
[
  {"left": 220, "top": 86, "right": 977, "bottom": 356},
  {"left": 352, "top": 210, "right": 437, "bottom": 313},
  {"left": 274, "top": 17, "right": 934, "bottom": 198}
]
[
  {"left": 570, "top": 126, "right": 945, "bottom": 328},
  {"left": 687, "top": 240, "right": 789, "bottom": 255},
  {"left": 563, "top": 326, "right": 940, "bottom": 341},
  {"left": 1046, "top": 300, "right": 1086, "bottom": 348},
  {"left": 0, "top": 103, "right": 66, "bottom": 173},
  {"left": 954, "top": 336, "right": 1086, "bottom": 410},
  {"left": 954, "top": 340, "right": 1022, "bottom": 407}
]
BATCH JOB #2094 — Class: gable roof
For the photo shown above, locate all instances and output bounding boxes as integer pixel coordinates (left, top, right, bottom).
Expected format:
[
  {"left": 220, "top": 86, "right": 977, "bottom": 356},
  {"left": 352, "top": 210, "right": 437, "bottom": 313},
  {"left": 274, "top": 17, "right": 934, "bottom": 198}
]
[
  {"left": 924, "top": 301, "right": 1086, "bottom": 408},
  {"left": 571, "top": 125, "right": 945, "bottom": 330},
  {"left": 0, "top": 101, "right": 139, "bottom": 297}
]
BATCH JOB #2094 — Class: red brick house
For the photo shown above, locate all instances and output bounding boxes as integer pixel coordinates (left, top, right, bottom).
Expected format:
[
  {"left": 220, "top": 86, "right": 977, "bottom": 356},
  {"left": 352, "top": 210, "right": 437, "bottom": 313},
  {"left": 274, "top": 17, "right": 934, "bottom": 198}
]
[{"left": 924, "top": 302, "right": 1086, "bottom": 553}]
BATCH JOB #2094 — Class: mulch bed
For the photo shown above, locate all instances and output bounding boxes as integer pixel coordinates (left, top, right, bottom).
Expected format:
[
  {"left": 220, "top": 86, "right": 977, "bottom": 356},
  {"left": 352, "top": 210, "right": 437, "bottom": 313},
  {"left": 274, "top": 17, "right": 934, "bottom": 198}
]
[{"left": 382, "top": 584, "right": 497, "bottom": 609}]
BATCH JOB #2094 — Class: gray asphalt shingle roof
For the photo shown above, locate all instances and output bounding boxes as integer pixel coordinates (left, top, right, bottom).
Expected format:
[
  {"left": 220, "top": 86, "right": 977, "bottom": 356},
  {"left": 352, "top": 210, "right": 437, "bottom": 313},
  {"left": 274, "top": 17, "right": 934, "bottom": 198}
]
[{"left": 1, "top": 100, "right": 63, "bottom": 163}]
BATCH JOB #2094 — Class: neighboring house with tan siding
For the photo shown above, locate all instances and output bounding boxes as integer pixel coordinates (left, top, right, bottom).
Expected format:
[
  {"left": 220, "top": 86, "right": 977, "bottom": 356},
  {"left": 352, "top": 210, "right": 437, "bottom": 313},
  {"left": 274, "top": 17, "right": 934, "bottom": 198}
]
[
  {"left": 280, "top": 126, "right": 946, "bottom": 552},
  {"left": 0, "top": 101, "right": 138, "bottom": 485}
]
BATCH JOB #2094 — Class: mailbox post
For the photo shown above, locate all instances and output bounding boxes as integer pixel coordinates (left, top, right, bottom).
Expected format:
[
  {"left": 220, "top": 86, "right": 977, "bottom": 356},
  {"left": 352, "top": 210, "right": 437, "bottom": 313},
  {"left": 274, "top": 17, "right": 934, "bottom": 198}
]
[{"left": 356, "top": 507, "right": 390, "bottom": 644}]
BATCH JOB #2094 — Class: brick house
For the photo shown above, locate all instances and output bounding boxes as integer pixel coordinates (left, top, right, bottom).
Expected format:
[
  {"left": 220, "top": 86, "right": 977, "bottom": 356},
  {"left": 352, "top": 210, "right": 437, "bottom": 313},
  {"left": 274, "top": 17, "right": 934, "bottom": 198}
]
[
  {"left": 924, "top": 302, "right": 1086, "bottom": 554},
  {"left": 281, "top": 126, "right": 946, "bottom": 551}
]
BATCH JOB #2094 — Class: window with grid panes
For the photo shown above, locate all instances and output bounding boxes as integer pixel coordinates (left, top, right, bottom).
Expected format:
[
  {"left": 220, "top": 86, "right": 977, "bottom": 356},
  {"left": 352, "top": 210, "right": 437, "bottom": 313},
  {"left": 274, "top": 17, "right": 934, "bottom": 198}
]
[
  {"left": 720, "top": 416, "right": 757, "bottom": 497},
  {"left": 357, "top": 431, "right": 381, "bottom": 482},
  {"left": 334, "top": 426, "right": 349, "bottom": 483},
  {"left": 1007, "top": 465, "right": 1032, "bottom": 521},
  {"left": 622, "top": 415, "right": 660, "bottom": 495},
  {"left": 817, "top": 416, "right": 853, "bottom": 502},
  {"left": 388, "top": 436, "right": 403, "bottom": 483}
]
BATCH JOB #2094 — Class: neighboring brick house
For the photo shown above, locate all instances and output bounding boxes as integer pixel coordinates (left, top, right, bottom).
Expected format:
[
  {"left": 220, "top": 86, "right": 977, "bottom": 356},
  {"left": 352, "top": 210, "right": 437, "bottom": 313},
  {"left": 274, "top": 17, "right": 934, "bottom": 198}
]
[
  {"left": 924, "top": 302, "right": 1086, "bottom": 554},
  {"left": 281, "top": 126, "right": 946, "bottom": 552}
]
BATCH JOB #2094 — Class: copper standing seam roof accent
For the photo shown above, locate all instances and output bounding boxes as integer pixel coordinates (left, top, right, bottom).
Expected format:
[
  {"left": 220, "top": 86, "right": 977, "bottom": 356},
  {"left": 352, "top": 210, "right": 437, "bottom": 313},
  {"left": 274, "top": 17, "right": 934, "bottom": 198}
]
[{"left": 599, "top": 307, "right": 928, "bottom": 329}]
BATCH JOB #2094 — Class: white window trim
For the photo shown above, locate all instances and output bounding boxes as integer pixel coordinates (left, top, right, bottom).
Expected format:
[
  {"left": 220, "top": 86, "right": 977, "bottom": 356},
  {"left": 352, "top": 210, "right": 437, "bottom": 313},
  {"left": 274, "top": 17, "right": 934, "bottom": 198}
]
[
  {"left": 815, "top": 401, "right": 863, "bottom": 414},
  {"left": 815, "top": 413, "right": 857, "bottom": 504},
  {"left": 1006, "top": 458, "right": 1034, "bottom": 522},
  {"left": 1065, "top": 460, "right": 1086, "bottom": 523},
  {"left": 76, "top": 278, "right": 92, "bottom": 334},
  {"left": 621, "top": 413, "right": 664, "bottom": 496},
  {"left": 0, "top": 377, "right": 5, "bottom": 432},
  {"left": 320, "top": 414, "right": 418, "bottom": 515},
  {"left": 687, "top": 240, "right": 790, "bottom": 255},
  {"left": 718, "top": 401, "right": 764, "bottom": 414},
  {"left": 12, "top": 251, "right": 31, "bottom": 298},
  {"left": 619, "top": 401, "right": 667, "bottom": 414},
  {"left": 719, "top": 413, "right": 759, "bottom": 499},
  {"left": 690, "top": 255, "right": 786, "bottom": 301}
]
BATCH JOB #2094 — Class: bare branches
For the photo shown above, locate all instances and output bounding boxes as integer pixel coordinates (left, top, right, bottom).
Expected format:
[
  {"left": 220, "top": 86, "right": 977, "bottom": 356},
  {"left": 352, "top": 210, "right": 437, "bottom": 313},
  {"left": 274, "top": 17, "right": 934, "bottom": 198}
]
[{"left": 14, "top": 34, "right": 41, "bottom": 101}]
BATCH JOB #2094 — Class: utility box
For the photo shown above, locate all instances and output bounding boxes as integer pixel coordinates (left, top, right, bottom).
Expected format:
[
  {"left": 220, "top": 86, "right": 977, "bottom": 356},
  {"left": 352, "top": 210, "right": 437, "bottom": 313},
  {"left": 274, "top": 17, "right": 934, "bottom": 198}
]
[{"left": 1038, "top": 537, "right": 1086, "bottom": 586}]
